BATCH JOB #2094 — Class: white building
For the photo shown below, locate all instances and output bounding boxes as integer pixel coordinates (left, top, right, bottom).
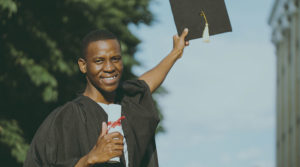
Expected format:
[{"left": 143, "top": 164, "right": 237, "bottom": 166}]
[{"left": 269, "top": 0, "right": 300, "bottom": 167}]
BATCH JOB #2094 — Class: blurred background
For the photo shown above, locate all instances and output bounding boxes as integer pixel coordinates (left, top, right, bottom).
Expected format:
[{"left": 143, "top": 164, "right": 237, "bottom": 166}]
[
  {"left": 133, "top": 0, "right": 276, "bottom": 167},
  {"left": 1, "top": 0, "right": 296, "bottom": 166}
]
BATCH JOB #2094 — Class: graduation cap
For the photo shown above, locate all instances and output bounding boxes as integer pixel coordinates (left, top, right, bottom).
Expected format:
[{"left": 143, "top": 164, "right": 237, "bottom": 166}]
[{"left": 169, "top": 0, "right": 232, "bottom": 42}]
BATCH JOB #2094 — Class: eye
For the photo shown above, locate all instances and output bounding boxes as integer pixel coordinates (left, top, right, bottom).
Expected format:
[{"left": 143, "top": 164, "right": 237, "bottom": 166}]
[
  {"left": 95, "top": 58, "right": 104, "bottom": 63},
  {"left": 111, "top": 56, "right": 121, "bottom": 62}
]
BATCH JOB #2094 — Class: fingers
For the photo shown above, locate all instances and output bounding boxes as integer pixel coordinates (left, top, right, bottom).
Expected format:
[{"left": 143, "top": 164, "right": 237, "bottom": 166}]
[
  {"left": 100, "top": 122, "right": 108, "bottom": 137},
  {"left": 103, "top": 137, "right": 123, "bottom": 145},
  {"left": 109, "top": 143, "right": 124, "bottom": 151},
  {"left": 105, "top": 139, "right": 124, "bottom": 157},
  {"left": 106, "top": 132, "right": 124, "bottom": 141},
  {"left": 110, "top": 138, "right": 124, "bottom": 145},
  {"left": 92, "top": 127, "right": 125, "bottom": 163},
  {"left": 180, "top": 28, "right": 189, "bottom": 39},
  {"left": 109, "top": 150, "right": 123, "bottom": 158},
  {"left": 185, "top": 41, "right": 189, "bottom": 46},
  {"left": 173, "top": 34, "right": 179, "bottom": 41},
  {"left": 101, "top": 132, "right": 124, "bottom": 145}
]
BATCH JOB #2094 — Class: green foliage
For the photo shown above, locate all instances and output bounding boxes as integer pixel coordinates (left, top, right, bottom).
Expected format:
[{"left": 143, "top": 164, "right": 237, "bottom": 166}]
[
  {"left": 0, "top": 0, "right": 164, "bottom": 166},
  {"left": 9, "top": 44, "right": 58, "bottom": 102},
  {"left": 0, "top": 0, "right": 17, "bottom": 17},
  {"left": 0, "top": 119, "right": 29, "bottom": 163}
]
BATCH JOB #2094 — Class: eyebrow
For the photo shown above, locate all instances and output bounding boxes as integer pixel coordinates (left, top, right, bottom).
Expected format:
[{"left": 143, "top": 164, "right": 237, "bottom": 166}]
[{"left": 90, "top": 54, "right": 121, "bottom": 59}]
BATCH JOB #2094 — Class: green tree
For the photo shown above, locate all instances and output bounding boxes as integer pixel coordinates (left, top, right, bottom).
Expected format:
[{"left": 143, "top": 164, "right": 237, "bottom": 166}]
[{"left": 0, "top": 0, "right": 164, "bottom": 166}]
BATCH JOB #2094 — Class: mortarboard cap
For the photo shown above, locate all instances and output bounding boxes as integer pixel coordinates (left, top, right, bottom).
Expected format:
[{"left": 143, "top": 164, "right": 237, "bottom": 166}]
[{"left": 169, "top": 0, "right": 232, "bottom": 41}]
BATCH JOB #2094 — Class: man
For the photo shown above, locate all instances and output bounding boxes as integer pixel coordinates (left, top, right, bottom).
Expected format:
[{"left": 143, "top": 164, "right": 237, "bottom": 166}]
[{"left": 24, "top": 28, "right": 189, "bottom": 167}]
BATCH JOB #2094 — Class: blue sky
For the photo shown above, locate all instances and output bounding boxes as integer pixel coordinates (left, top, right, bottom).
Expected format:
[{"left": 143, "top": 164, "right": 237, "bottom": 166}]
[{"left": 130, "top": 0, "right": 276, "bottom": 166}]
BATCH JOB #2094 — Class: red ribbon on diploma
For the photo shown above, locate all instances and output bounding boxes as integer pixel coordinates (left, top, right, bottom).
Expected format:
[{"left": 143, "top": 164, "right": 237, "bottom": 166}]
[{"left": 107, "top": 116, "right": 125, "bottom": 131}]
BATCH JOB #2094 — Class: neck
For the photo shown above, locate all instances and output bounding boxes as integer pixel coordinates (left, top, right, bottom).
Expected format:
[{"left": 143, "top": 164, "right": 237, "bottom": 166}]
[{"left": 83, "top": 80, "right": 116, "bottom": 104}]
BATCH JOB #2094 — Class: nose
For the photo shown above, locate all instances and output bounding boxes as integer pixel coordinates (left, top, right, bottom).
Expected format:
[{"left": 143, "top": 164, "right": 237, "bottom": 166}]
[{"left": 103, "top": 60, "right": 116, "bottom": 73}]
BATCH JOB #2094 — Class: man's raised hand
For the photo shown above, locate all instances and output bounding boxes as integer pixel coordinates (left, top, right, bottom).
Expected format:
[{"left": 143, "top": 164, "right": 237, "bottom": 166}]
[{"left": 172, "top": 28, "right": 189, "bottom": 59}]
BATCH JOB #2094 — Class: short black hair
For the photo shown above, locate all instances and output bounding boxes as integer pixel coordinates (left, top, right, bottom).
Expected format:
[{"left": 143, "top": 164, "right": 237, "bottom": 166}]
[{"left": 81, "top": 30, "right": 120, "bottom": 59}]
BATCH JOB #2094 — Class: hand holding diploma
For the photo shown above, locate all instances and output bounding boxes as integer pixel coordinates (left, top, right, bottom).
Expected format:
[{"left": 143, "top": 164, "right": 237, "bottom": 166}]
[{"left": 75, "top": 122, "right": 124, "bottom": 167}]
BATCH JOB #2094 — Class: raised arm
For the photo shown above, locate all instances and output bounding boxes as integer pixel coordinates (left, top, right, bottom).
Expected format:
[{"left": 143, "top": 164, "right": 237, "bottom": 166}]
[{"left": 139, "top": 28, "right": 189, "bottom": 93}]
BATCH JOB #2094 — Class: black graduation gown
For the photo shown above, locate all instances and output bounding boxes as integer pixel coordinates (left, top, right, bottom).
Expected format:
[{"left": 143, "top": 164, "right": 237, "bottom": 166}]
[{"left": 24, "top": 80, "right": 160, "bottom": 167}]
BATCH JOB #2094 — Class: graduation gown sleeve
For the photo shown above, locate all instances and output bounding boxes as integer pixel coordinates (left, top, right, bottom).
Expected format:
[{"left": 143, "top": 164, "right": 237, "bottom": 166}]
[
  {"left": 24, "top": 102, "right": 91, "bottom": 167},
  {"left": 121, "top": 80, "right": 160, "bottom": 167}
]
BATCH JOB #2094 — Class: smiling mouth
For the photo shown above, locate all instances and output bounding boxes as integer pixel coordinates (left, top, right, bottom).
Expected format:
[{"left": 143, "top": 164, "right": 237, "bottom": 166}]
[
  {"left": 102, "top": 75, "right": 117, "bottom": 80},
  {"left": 100, "top": 74, "right": 119, "bottom": 84}
]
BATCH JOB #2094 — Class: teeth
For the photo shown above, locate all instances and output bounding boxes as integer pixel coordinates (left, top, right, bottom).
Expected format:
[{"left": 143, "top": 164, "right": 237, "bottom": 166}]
[{"left": 103, "top": 75, "right": 117, "bottom": 80}]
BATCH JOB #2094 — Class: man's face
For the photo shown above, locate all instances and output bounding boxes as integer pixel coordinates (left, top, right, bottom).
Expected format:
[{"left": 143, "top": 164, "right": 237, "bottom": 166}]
[{"left": 84, "top": 39, "right": 123, "bottom": 93}]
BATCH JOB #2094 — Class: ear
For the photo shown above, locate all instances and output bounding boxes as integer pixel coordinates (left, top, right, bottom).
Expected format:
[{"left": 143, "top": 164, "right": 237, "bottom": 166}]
[{"left": 78, "top": 58, "right": 87, "bottom": 74}]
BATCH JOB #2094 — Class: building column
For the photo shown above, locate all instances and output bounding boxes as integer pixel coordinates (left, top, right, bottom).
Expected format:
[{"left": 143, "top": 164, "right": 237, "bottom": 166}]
[
  {"left": 296, "top": 1, "right": 300, "bottom": 167},
  {"left": 289, "top": 1, "right": 298, "bottom": 166}
]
